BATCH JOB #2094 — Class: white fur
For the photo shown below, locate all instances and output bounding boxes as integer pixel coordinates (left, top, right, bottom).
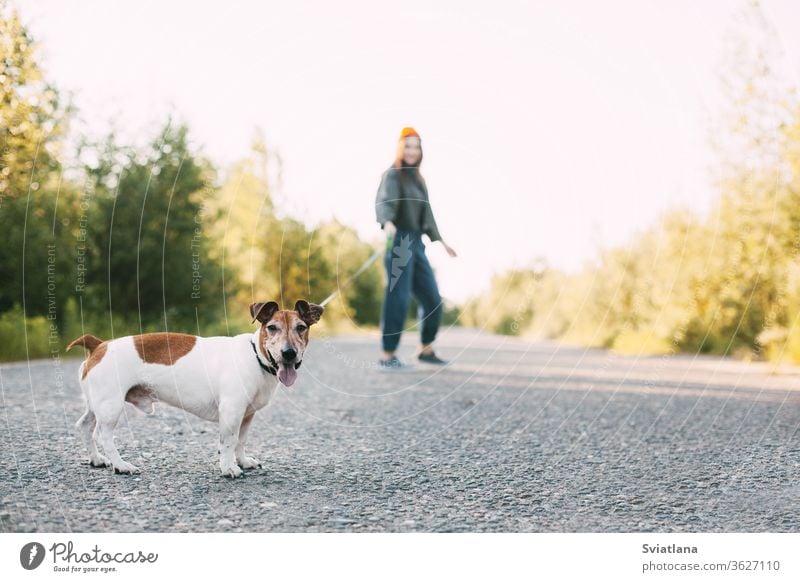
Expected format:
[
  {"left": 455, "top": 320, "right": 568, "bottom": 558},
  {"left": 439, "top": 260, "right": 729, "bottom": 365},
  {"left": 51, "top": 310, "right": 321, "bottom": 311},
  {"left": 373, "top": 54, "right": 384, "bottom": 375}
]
[{"left": 75, "top": 330, "right": 280, "bottom": 477}]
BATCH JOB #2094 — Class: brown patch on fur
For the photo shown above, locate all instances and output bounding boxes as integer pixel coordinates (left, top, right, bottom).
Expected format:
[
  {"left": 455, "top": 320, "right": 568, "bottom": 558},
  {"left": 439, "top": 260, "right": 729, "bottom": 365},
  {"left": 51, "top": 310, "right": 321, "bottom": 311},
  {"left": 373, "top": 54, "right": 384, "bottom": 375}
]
[
  {"left": 81, "top": 342, "right": 108, "bottom": 379},
  {"left": 125, "top": 384, "right": 157, "bottom": 414},
  {"left": 66, "top": 334, "right": 104, "bottom": 353},
  {"left": 134, "top": 333, "right": 197, "bottom": 365}
]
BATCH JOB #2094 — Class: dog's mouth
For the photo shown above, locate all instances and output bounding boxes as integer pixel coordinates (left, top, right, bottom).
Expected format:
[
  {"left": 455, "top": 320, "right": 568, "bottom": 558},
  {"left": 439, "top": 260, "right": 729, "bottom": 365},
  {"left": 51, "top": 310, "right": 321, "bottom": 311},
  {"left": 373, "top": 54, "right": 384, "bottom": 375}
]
[
  {"left": 270, "top": 354, "right": 301, "bottom": 387},
  {"left": 276, "top": 361, "right": 297, "bottom": 387}
]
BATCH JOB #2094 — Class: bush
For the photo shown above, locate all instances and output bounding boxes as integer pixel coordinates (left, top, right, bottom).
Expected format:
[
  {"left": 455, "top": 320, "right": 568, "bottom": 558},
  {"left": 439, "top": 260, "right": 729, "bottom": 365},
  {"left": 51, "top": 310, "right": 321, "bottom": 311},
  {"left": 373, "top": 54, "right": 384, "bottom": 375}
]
[{"left": 0, "top": 305, "right": 53, "bottom": 361}]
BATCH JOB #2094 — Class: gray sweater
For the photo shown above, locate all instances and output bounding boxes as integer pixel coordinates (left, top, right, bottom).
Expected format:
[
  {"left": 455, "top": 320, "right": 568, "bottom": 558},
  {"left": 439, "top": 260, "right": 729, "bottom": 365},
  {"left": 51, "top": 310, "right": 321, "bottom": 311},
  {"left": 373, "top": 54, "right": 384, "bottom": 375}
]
[{"left": 374, "top": 166, "right": 442, "bottom": 242}]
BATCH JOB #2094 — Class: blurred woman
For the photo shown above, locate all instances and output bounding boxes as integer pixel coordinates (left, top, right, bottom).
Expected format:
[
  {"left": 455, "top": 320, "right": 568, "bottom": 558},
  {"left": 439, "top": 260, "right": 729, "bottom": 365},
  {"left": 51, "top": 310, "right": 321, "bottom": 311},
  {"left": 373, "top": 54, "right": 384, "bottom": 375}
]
[{"left": 374, "top": 127, "right": 457, "bottom": 368}]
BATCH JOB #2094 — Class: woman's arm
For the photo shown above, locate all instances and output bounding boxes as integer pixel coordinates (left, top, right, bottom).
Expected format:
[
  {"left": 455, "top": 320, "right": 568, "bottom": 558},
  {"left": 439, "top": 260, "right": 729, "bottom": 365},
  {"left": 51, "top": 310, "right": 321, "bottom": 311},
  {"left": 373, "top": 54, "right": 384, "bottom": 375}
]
[
  {"left": 422, "top": 202, "right": 443, "bottom": 243},
  {"left": 375, "top": 169, "right": 401, "bottom": 232},
  {"left": 425, "top": 210, "right": 456, "bottom": 256},
  {"left": 421, "top": 186, "right": 457, "bottom": 257},
  {"left": 439, "top": 239, "right": 457, "bottom": 257}
]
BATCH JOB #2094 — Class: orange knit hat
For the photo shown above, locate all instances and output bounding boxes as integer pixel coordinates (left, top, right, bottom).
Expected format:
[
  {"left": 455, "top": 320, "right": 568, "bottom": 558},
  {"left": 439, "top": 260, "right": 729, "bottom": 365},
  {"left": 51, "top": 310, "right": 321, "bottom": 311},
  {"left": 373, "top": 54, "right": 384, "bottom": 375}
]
[{"left": 399, "top": 126, "right": 420, "bottom": 140}]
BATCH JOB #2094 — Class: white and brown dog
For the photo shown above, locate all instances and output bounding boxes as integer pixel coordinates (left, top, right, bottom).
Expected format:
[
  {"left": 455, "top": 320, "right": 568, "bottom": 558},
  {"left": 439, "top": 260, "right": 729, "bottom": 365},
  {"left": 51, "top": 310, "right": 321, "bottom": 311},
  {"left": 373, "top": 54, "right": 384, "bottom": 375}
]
[{"left": 65, "top": 300, "right": 323, "bottom": 477}]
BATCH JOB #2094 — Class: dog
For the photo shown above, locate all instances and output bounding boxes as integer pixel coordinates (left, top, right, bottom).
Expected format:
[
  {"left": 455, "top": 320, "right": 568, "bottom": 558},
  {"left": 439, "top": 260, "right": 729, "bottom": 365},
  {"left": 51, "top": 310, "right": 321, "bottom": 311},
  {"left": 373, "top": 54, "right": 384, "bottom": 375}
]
[{"left": 65, "top": 300, "right": 323, "bottom": 477}]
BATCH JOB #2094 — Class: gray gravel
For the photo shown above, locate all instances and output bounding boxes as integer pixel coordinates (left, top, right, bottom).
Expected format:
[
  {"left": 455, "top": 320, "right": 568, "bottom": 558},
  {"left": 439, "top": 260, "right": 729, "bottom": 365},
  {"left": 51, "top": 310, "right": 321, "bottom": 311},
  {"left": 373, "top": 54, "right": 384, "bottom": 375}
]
[{"left": 1, "top": 327, "right": 799, "bottom": 532}]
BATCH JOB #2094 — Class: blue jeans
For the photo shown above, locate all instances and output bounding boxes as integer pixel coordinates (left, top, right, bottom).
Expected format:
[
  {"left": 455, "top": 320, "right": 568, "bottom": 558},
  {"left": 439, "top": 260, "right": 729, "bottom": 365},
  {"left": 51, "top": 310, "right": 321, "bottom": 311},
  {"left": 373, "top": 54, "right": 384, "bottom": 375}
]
[{"left": 381, "top": 230, "right": 443, "bottom": 352}]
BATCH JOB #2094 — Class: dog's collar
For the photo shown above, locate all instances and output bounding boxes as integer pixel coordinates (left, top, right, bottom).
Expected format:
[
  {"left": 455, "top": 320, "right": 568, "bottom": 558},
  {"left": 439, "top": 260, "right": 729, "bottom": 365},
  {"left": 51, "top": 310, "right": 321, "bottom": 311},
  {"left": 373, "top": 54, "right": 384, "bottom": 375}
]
[{"left": 250, "top": 340, "right": 278, "bottom": 377}]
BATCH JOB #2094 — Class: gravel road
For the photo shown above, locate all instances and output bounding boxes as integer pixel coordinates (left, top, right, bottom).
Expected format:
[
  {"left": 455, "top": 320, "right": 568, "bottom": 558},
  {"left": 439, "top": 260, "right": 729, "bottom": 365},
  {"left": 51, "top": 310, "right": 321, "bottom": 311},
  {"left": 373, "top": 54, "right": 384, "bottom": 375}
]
[{"left": 1, "top": 327, "right": 798, "bottom": 532}]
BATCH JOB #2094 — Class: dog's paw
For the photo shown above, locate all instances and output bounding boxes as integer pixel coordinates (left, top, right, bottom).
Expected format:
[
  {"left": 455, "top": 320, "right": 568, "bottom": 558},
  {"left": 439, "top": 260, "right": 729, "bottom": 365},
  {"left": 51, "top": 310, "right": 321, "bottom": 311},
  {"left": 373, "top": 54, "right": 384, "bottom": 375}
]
[
  {"left": 113, "top": 462, "right": 140, "bottom": 475},
  {"left": 237, "top": 456, "right": 261, "bottom": 470},
  {"left": 221, "top": 464, "right": 244, "bottom": 478},
  {"left": 88, "top": 455, "right": 111, "bottom": 468}
]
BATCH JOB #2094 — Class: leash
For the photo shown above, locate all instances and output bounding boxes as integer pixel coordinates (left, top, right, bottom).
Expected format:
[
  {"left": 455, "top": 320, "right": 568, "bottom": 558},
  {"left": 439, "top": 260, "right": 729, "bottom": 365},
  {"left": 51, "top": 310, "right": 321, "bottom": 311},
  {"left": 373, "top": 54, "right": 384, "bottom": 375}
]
[{"left": 318, "top": 237, "right": 391, "bottom": 307}]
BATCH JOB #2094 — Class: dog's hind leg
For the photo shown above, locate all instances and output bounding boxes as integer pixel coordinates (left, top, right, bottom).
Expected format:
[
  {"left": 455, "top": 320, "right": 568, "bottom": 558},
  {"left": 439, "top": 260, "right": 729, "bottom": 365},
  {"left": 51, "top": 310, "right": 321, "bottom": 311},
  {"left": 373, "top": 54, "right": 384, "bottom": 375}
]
[
  {"left": 75, "top": 408, "right": 110, "bottom": 468},
  {"left": 94, "top": 408, "right": 139, "bottom": 475}
]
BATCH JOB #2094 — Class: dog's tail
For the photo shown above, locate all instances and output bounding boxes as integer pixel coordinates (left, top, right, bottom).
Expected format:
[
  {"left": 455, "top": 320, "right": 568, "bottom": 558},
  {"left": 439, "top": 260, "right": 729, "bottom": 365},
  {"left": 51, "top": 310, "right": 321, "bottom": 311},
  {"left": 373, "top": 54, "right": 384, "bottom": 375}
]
[{"left": 66, "top": 334, "right": 104, "bottom": 354}]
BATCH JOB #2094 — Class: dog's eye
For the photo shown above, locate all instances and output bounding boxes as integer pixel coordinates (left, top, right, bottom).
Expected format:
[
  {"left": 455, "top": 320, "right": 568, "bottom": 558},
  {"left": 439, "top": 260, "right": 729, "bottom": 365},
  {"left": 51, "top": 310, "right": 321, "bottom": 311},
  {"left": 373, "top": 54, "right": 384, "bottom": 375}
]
[
  {"left": 296, "top": 324, "right": 307, "bottom": 333},
  {"left": 267, "top": 324, "right": 279, "bottom": 332}
]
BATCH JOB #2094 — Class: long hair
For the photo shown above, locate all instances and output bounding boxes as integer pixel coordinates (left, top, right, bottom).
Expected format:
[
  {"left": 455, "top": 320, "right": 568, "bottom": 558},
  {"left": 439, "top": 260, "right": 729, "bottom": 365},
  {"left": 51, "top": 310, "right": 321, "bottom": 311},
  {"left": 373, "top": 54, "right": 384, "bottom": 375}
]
[{"left": 393, "top": 136, "right": 424, "bottom": 170}]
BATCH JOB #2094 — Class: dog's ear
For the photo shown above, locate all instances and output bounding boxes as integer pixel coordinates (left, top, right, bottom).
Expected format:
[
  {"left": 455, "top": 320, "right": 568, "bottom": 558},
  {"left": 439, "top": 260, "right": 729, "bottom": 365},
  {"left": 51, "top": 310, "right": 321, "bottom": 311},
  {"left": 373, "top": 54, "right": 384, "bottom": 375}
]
[
  {"left": 250, "top": 301, "right": 279, "bottom": 324},
  {"left": 295, "top": 300, "right": 324, "bottom": 326}
]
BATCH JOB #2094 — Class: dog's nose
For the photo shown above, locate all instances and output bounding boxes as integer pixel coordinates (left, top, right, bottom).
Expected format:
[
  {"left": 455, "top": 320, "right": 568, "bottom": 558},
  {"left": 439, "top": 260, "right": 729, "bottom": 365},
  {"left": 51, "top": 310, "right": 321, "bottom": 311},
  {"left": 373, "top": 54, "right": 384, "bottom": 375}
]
[{"left": 281, "top": 347, "right": 297, "bottom": 361}]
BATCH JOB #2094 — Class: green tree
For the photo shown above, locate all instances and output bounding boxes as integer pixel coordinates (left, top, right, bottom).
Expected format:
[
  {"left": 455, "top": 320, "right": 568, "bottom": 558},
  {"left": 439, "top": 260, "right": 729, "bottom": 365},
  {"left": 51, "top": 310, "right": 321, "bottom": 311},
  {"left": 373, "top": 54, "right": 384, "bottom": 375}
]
[
  {"left": 0, "top": 2, "right": 78, "bottom": 319},
  {"left": 80, "top": 122, "right": 225, "bottom": 334}
]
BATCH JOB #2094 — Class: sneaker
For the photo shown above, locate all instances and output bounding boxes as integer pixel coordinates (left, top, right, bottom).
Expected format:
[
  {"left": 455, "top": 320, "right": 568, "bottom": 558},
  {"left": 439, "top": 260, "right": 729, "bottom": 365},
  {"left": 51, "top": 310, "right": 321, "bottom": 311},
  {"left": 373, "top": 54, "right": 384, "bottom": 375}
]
[
  {"left": 417, "top": 351, "right": 447, "bottom": 365},
  {"left": 379, "top": 355, "right": 408, "bottom": 369}
]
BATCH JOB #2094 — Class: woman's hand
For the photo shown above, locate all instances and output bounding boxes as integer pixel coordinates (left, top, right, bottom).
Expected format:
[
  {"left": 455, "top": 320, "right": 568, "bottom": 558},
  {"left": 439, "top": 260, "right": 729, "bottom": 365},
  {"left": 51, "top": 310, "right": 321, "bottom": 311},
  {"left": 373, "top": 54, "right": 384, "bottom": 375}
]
[
  {"left": 442, "top": 242, "right": 457, "bottom": 258},
  {"left": 383, "top": 221, "right": 397, "bottom": 237}
]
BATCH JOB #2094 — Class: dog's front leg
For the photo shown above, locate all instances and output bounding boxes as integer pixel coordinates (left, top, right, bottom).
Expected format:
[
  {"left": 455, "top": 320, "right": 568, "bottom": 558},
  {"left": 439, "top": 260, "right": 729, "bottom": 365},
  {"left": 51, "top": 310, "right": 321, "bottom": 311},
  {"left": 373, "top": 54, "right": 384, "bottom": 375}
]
[
  {"left": 218, "top": 406, "right": 245, "bottom": 478},
  {"left": 235, "top": 412, "right": 260, "bottom": 469}
]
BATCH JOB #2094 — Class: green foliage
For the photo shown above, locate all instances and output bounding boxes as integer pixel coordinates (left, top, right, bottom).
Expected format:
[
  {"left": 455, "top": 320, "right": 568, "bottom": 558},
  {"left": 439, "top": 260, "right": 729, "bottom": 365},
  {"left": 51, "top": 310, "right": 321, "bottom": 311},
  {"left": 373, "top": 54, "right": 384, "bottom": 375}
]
[
  {"left": 78, "top": 122, "right": 225, "bottom": 333},
  {"left": 205, "top": 141, "right": 276, "bottom": 325},
  {"left": 461, "top": 269, "right": 539, "bottom": 336},
  {"left": 0, "top": 3, "right": 68, "bottom": 201},
  {"left": 312, "top": 220, "right": 383, "bottom": 325},
  {"left": 0, "top": 3, "right": 78, "bottom": 318},
  {"left": 0, "top": 304, "right": 52, "bottom": 361}
]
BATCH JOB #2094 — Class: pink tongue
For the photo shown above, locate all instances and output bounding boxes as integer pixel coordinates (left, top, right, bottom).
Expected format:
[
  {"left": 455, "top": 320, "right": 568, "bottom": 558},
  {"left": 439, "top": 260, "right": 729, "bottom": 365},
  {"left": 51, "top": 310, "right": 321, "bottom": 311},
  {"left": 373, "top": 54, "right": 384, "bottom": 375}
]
[{"left": 277, "top": 365, "right": 297, "bottom": 387}]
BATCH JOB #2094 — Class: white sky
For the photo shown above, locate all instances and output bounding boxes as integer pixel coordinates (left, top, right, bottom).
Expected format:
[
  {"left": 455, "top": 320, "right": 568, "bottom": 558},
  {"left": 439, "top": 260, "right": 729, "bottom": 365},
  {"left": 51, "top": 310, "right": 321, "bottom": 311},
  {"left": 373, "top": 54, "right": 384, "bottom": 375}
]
[{"left": 16, "top": 0, "right": 800, "bottom": 303}]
